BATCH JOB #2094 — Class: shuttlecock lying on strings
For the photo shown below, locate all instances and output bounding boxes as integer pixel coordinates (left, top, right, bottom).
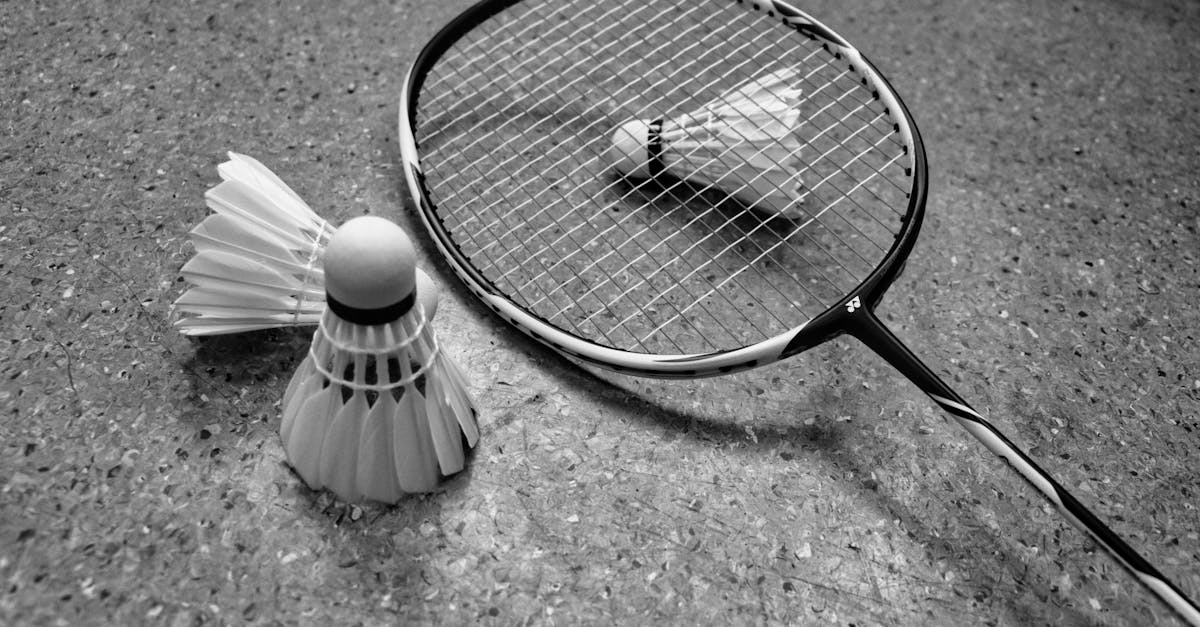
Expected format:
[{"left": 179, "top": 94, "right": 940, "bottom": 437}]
[
  {"left": 606, "top": 67, "right": 806, "bottom": 219},
  {"left": 280, "top": 215, "right": 479, "bottom": 502},
  {"left": 173, "top": 152, "right": 436, "bottom": 335}
]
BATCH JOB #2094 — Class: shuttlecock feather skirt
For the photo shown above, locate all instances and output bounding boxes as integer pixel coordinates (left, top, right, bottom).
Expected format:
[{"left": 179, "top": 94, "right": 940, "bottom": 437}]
[
  {"left": 174, "top": 152, "right": 336, "bottom": 335},
  {"left": 280, "top": 307, "right": 479, "bottom": 502}
]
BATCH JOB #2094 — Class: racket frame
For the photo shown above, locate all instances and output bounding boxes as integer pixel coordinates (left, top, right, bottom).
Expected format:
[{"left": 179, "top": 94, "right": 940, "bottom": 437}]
[{"left": 399, "top": 0, "right": 927, "bottom": 377}]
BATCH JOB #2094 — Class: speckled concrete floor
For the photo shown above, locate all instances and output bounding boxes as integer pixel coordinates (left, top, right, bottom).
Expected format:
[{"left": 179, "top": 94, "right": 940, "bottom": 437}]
[{"left": 2, "top": 1, "right": 1198, "bottom": 625}]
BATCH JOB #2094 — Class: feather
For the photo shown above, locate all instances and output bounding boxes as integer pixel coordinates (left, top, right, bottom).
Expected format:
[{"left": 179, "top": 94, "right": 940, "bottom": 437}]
[
  {"left": 356, "top": 395, "right": 402, "bottom": 502},
  {"left": 173, "top": 153, "right": 333, "bottom": 335},
  {"left": 317, "top": 392, "right": 368, "bottom": 502},
  {"left": 283, "top": 385, "right": 340, "bottom": 490}
]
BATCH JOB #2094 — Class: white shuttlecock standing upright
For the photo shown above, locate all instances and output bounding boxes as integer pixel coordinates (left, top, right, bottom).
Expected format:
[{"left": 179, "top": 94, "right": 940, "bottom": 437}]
[
  {"left": 173, "top": 152, "right": 336, "bottom": 335},
  {"left": 280, "top": 216, "right": 479, "bottom": 502},
  {"left": 606, "top": 67, "right": 806, "bottom": 219},
  {"left": 173, "top": 153, "right": 437, "bottom": 335}
]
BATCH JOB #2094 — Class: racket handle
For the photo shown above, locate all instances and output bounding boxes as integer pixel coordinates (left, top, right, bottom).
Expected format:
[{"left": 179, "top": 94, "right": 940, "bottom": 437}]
[{"left": 846, "top": 309, "right": 1200, "bottom": 625}]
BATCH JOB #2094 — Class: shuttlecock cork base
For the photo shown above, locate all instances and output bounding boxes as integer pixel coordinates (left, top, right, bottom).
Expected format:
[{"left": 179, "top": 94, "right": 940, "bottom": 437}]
[
  {"left": 606, "top": 67, "right": 808, "bottom": 220},
  {"left": 607, "top": 119, "right": 659, "bottom": 179},
  {"left": 173, "top": 153, "right": 436, "bottom": 336},
  {"left": 280, "top": 216, "right": 479, "bottom": 503}
]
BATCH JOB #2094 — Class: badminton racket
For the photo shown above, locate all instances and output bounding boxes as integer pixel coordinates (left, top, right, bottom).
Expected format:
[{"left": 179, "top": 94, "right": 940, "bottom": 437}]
[{"left": 396, "top": 0, "right": 1199, "bottom": 622}]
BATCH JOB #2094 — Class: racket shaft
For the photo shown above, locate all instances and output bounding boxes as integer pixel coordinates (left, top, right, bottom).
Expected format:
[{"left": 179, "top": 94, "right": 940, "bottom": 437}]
[{"left": 847, "top": 309, "right": 1200, "bottom": 625}]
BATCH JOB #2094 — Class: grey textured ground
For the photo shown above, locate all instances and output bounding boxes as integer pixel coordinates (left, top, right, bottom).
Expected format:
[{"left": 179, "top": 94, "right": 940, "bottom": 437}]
[{"left": 2, "top": 1, "right": 1198, "bottom": 625}]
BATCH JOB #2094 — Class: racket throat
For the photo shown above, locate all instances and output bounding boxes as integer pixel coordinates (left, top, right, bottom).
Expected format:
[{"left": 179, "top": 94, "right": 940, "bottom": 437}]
[{"left": 843, "top": 308, "right": 965, "bottom": 409}]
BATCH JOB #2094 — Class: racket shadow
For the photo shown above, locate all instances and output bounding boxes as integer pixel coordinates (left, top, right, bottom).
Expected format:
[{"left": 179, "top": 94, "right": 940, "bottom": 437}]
[{"left": 493, "top": 317, "right": 1087, "bottom": 622}]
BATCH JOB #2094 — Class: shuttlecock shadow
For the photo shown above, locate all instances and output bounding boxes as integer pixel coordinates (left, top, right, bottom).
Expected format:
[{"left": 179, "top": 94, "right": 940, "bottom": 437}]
[
  {"left": 605, "top": 173, "right": 843, "bottom": 286},
  {"left": 611, "top": 172, "right": 801, "bottom": 226},
  {"left": 179, "top": 326, "right": 312, "bottom": 382},
  {"left": 276, "top": 474, "right": 478, "bottom": 616}
]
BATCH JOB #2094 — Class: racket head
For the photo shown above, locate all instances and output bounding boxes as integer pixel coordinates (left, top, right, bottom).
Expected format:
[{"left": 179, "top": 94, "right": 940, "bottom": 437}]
[{"left": 399, "top": 0, "right": 927, "bottom": 377}]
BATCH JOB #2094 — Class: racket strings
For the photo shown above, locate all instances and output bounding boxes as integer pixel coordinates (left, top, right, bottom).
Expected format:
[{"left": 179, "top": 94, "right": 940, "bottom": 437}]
[
  {"left": 413, "top": 0, "right": 916, "bottom": 355},
  {"left": 578, "top": 57, "right": 905, "bottom": 343},
  {"left": 433, "top": 7, "right": 717, "bottom": 243},
  {"left": 592, "top": 72, "right": 901, "bottom": 331},
  {"left": 451, "top": 10, "right": 729, "bottom": 345},
  {"left": 547, "top": 12, "right": 838, "bottom": 335},
  {"left": 441, "top": 69, "right": 883, "bottom": 348},
  {"left": 576, "top": 13, "right": 790, "bottom": 349},
  {"left": 423, "top": 6, "right": 625, "bottom": 229},
  {"left": 561, "top": 47, "right": 847, "bottom": 337},
  {"left": 429, "top": 4, "right": 776, "bottom": 349},
  {"left": 429, "top": 58, "right": 702, "bottom": 348}
]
